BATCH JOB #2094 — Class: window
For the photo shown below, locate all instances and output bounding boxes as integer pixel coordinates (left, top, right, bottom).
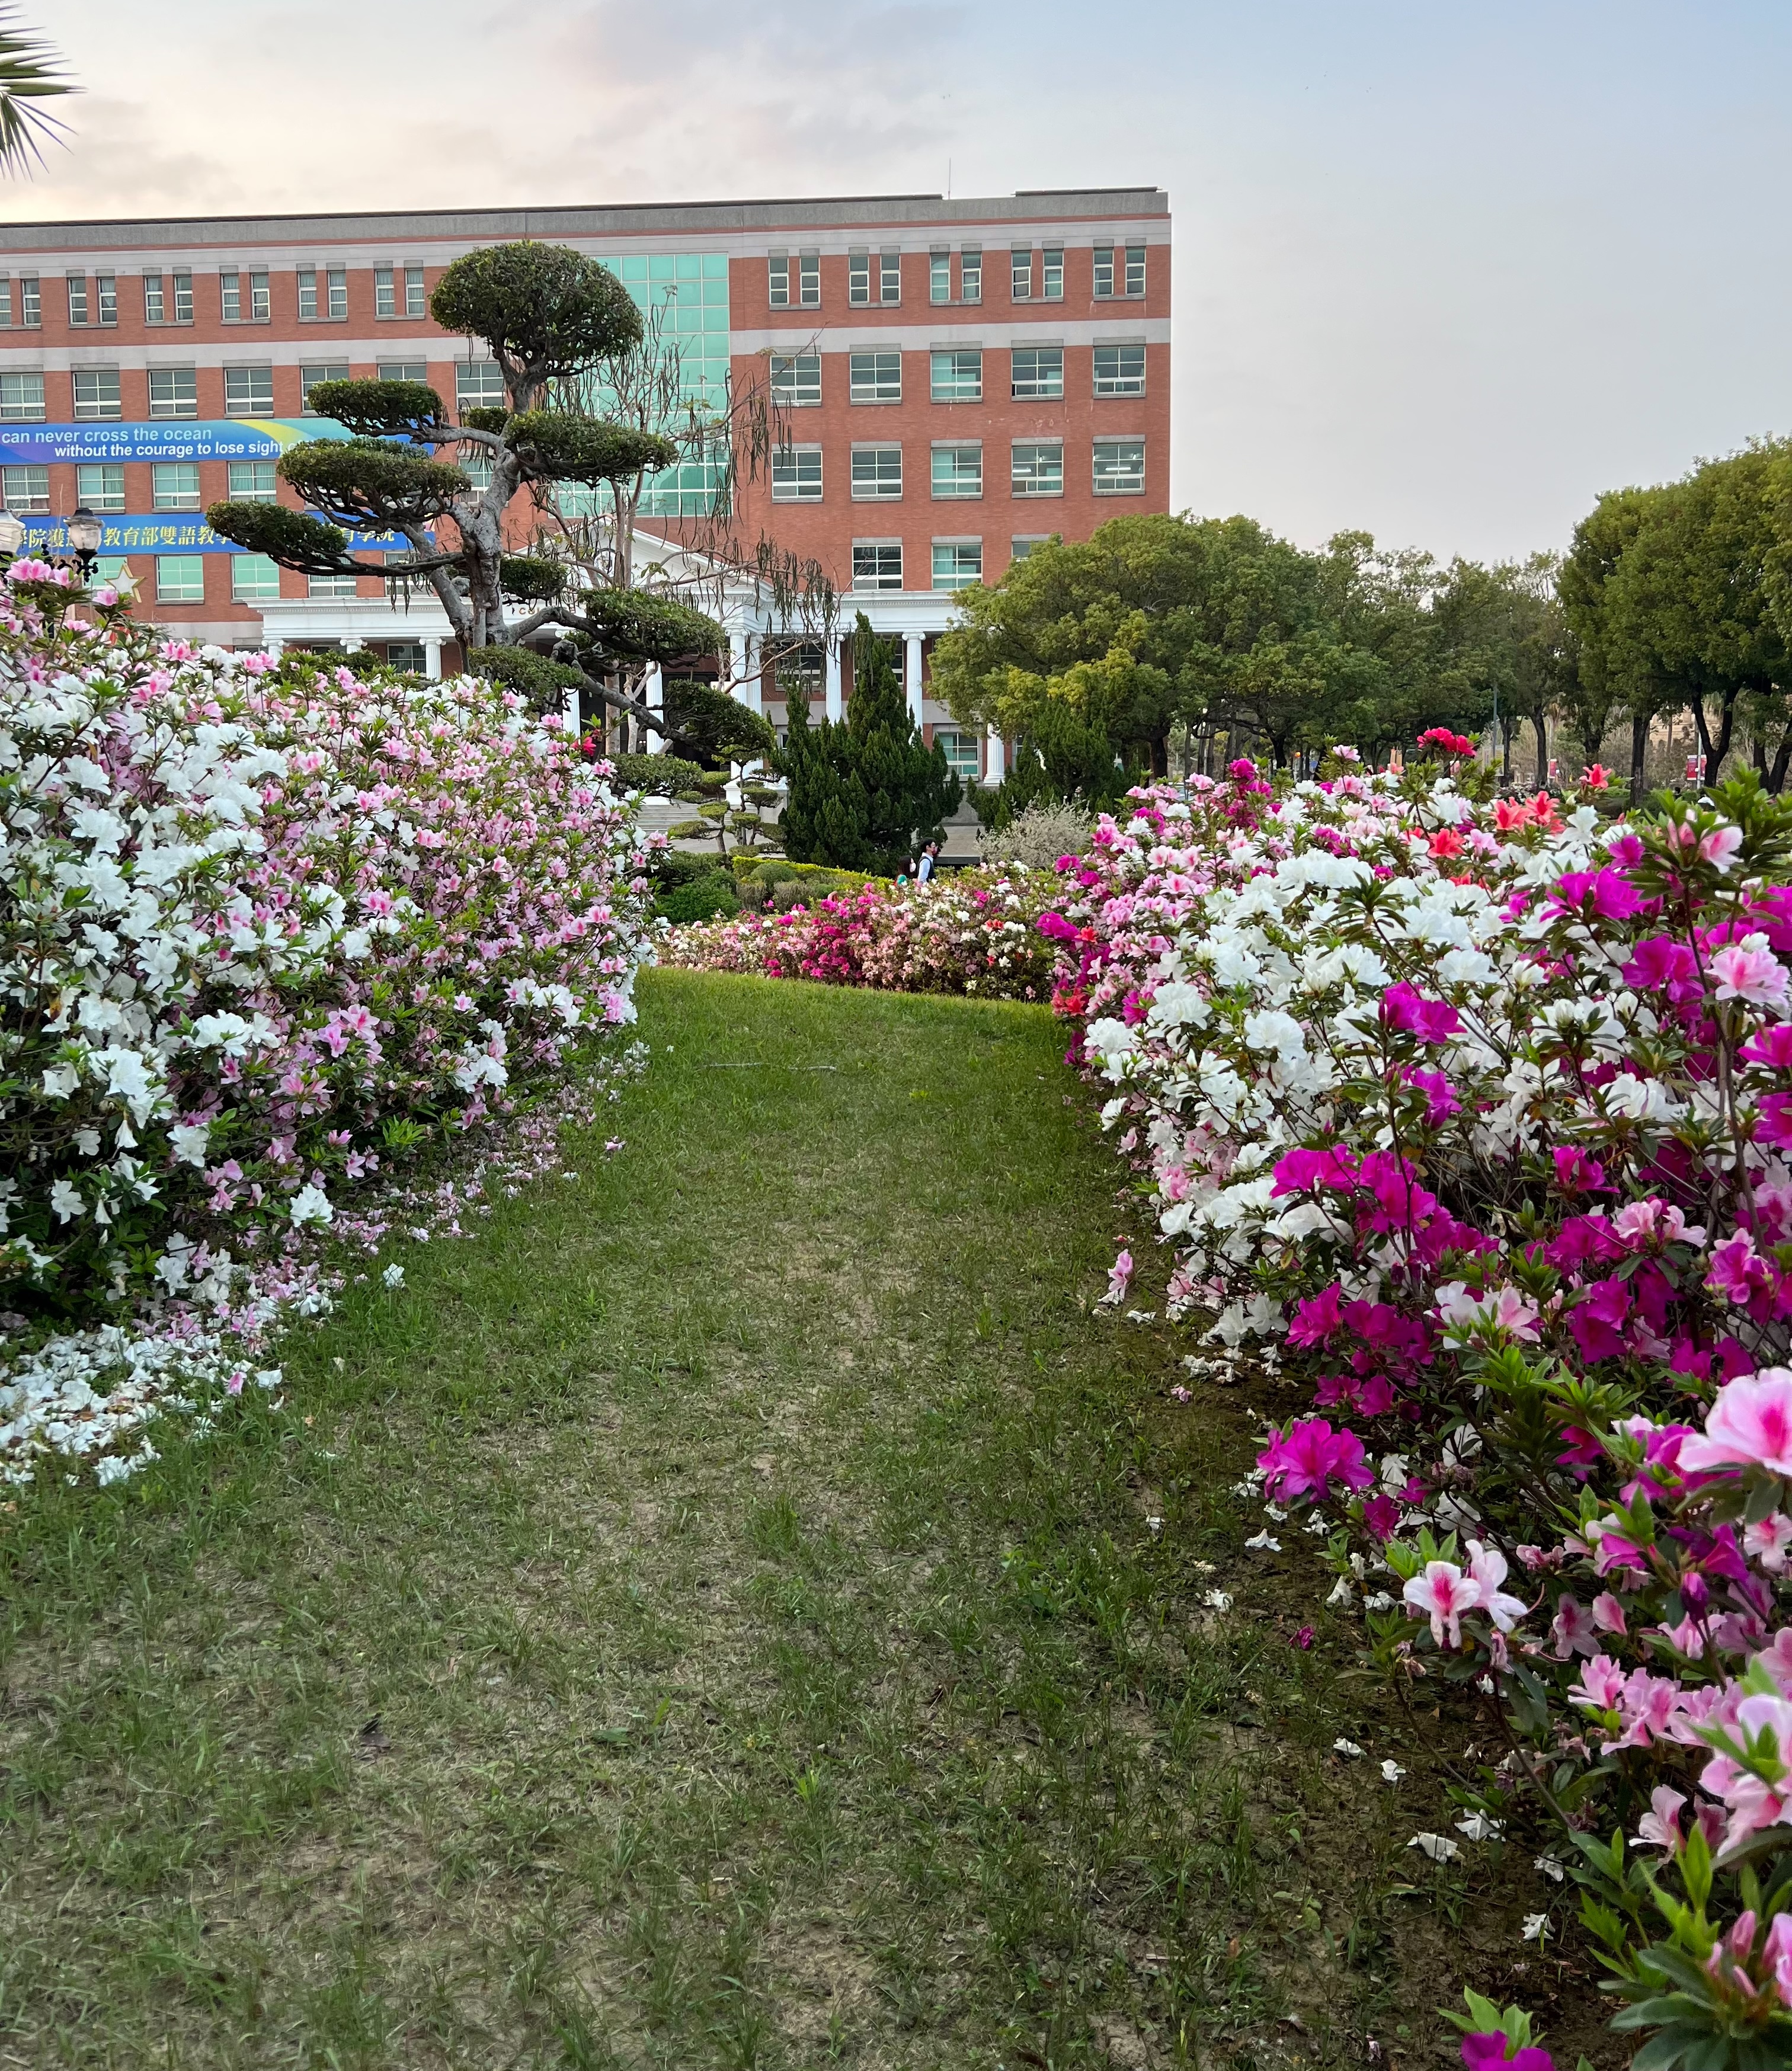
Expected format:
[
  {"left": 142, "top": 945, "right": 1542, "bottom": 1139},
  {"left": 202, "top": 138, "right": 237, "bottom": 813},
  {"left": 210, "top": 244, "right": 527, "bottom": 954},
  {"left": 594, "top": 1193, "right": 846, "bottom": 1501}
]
[
  {"left": 930, "top": 349, "right": 982, "bottom": 403},
  {"left": 935, "top": 729, "right": 981, "bottom": 782},
  {"left": 220, "top": 268, "right": 241, "bottom": 321},
  {"left": 143, "top": 271, "right": 165, "bottom": 323},
  {"left": 18, "top": 274, "right": 40, "bottom": 326},
  {"left": 769, "top": 353, "right": 821, "bottom": 406},
  {"left": 300, "top": 362, "right": 350, "bottom": 413},
  {"left": 232, "top": 554, "right": 281, "bottom": 601},
  {"left": 1093, "top": 244, "right": 1116, "bottom": 298},
  {"left": 959, "top": 248, "right": 982, "bottom": 303},
  {"left": 327, "top": 267, "right": 347, "bottom": 319},
  {"left": 375, "top": 264, "right": 396, "bottom": 318},
  {"left": 1, "top": 464, "right": 49, "bottom": 511},
  {"left": 456, "top": 361, "right": 506, "bottom": 414},
  {"left": 770, "top": 444, "right": 823, "bottom": 501},
  {"left": 297, "top": 265, "right": 317, "bottom": 319},
  {"left": 156, "top": 556, "right": 206, "bottom": 603},
  {"left": 250, "top": 271, "right": 270, "bottom": 321},
  {"left": 796, "top": 253, "right": 819, "bottom": 308},
  {"left": 1093, "top": 344, "right": 1146, "bottom": 396},
  {"left": 932, "top": 444, "right": 983, "bottom": 500},
  {"left": 880, "top": 249, "right": 901, "bottom": 303},
  {"left": 66, "top": 274, "right": 88, "bottom": 326},
  {"left": 849, "top": 351, "right": 901, "bottom": 404},
  {"left": 1012, "top": 441, "right": 1063, "bottom": 497},
  {"left": 309, "top": 572, "right": 358, "bottom": 599},
  {"left": 929, "top": 249, "right": 950, "bottom": 303},
  {"left": 1010, "top": 346, "right": 1063, "bottom": 399},
  {"left": 852, "top": 542, "right": 903, "bottom": 591},
  {"left": 0, "top": 279, "right": 11, "bottom": 325},
  {"left": 387, "top": 640, "right": 428, "bottom": 672},
  {"left": 224, "top": 366, "right": 275, "bottom": 417},
  {"left": 0, "top": 371, "right": 45, "bottom": 420},
  {"left": 72, "top": 367, "right": 121, "bottom": 420},
  {"left": 76, "top": 463, "right": 124, "bottom": 513},
  {"left": 93, "top": 556, "right": 130, "bottom": 584},
  {"left": 405, "top": 265, "right": 425, "bottom": 317},
  {"left": 377, "top": 360, "right": 428, "bottom": 384},
  {"left": 172, "top": 271, "right": 193, "bottom": 323},
  {"left": 1093, "top": 437, "right": 1145, "bottom": 494},
  {"left": 932, "top": 540, "right": 983, "bottom": 591},
  {"left": 1010, "top": 247, "right": 1032, "bottom": 300},
  {"left": 148, "top": 367, "right": 197, "bottom": 418},
  {"left": 1042, "top": 246, "right": 1063, "bottom": 300},
  {"left": 849, "top": 251, "right": 870, "bottom": 306},
  {"left": 851, "top": 445, "right": 902, "bottom": 500},
  {"left": 153, "top": 463, "right": 203, "bottom": 511},
  {"left": 1011, "top": 536, "right": 1051, "bottom": 561},
  {"left": 1124, "top": 244, "right": 1146, "bottom": 296},
  {"left": 96, "top": 273, "right": 117, "bottom": 325},
  {"left": 768, "top": 254, "right": 789, "bottom": 308},
  {"left": 227, "top": 460, "right": 277, "bottom": 501}
]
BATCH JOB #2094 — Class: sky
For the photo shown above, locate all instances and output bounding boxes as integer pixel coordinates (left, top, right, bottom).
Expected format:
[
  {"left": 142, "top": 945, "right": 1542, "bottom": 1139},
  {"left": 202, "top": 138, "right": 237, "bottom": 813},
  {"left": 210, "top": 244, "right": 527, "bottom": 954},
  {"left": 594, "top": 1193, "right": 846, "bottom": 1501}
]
[{"left": 10, "top": 1, "right": 1790, "bottom": 566}]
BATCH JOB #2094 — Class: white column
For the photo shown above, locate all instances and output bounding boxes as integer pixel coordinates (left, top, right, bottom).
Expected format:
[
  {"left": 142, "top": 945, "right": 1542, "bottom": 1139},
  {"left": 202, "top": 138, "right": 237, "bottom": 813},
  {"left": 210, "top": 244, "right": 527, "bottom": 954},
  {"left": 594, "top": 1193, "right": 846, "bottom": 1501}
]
[
  {"left": 261, "top": 636, "right": 284, "bottom": 660},
  {"left": 343, "top": 635, "right": 363, "bottom": 654},
  {"left": 985, "top": 728, "right": 1006, "bottom": 782},
  {"left": 644, "top": 662, "right": 666, "bottom": 753},
  {"left": 423, "top": 638, "right": 441, "bottom": 680},
  {"left": 562, "top": 684, "right": 579, "bottom": 734},
  {"left": 824, "top": 635, "right": 843, "bottom": 724},
  {"left": 730, "top": 629, "right": 762, "bottom": 714},
  {"left": 904, "top": 632, "right": 925, "bottom": 730}
]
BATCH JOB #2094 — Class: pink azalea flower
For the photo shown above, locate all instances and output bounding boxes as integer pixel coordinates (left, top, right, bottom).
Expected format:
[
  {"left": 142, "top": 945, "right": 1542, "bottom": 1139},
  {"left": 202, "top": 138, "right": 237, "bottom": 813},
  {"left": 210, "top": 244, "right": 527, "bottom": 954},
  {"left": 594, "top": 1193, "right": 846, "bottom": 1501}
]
[
  {"left": 1551, "top": 1592, "right": 1601, "bottom": 1659},
  {"left": 1745, "top": 1513, "right": 1792, "bottom": 1574},
  {"left": 1569, "top": 1653, "right": 1628, "bottom": 1713},
  {"left": 1591, "top": 1592, "right": 1628, "bottom": 1635},
  {"left": 1678, "top": 1369, "right": 1792, "bottom": 1475},
  {"left": 1635, "top": 1784, "right": 1687, "bottom": 1849},
  {"left": 1465, "top": 1541, "right": 1529, "bottom": 1632},
  {"left": 1700, "top": 825, "right": 1745, "bottom": 873},
  {"left": 1403, "top": 1560, "right": 1481, "bottom": 1648},
  {"left": 1102, "top": 1249, "right": 1134, "bottom": 1305},
  {"left": 1712, "top": 942, "right": 1790, "bottom": 1009}
]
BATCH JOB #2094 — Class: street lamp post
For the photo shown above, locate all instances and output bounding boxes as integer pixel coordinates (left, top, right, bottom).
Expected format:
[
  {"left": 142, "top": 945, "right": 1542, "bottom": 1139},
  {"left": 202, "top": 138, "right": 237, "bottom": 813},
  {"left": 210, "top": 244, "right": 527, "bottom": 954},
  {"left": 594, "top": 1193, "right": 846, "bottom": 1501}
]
[{"left": 66, "top": 506, "right": 103, "bottom": 578}]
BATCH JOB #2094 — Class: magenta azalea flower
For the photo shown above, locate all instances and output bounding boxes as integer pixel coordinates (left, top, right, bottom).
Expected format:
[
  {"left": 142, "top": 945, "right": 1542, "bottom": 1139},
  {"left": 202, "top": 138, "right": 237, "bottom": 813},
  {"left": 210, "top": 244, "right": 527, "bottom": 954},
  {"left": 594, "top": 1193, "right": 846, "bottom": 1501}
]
[
  {"left": 1257, "top": 1417, "right": 1374, "bottom": 1503},
  {"left": 1381, "top": 982, "right": 1463, "bottom": 1043}
]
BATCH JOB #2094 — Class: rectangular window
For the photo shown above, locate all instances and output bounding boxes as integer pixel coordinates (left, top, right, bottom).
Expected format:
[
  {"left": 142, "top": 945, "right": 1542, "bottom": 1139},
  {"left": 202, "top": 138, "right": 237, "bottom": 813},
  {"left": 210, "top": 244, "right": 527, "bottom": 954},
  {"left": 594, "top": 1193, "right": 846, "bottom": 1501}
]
[
  {"left": 405, "top": 265, "right": 425, "bottom": 316},
  {"left": 849, "top": 251, "right": 870, "bottom": 306},
  {"left": 72, "top": 367, "right": 121, "bottom": 420},
  {"left": 375, "top": 264, "right": 395, "bottom": 318},
  {"left": 152, "top": 462, "right": 203, "bottom": 511},
  {"left": 232, "top": 553, "right": 281, "bottom": 601},
  {"left": 0, "top": 370, "right": 44, "bottom": 420},
  {"left": 768, "top": 254, "right": 789, "bottom": 308},
  {"left": 1093, "top": 244, "right": 1115, "bottom": 298},
  {"left": 148, "top": 366, "right": 198, "bottom": 418},
  {"left": 1012, "top": 440, "right": 1064, "bottom": 497},
  {"left": 1010, "top": 247, "right": 1032, "bottom": 300},
  {"left": 75, "top": 462, "right": 124, "bottom": 512},
  {"left": 143, "top": 271, "right": 164, "bottom": 323},
  {"left": 796, "top": 253, "right": 820, "bottom": 307},
  {"left": 227, "top": 459, "right": 278, "bottom": 501},
  {"left": 1, "top": 463, "right": 49, "bottom": 511},
  {"left": 932, "top": 539, "right": 983, "bottom": 591},
  {"left": 929, "top": 249, "right": 950, "bottom": 304},
  {"left": 301, "top": 361, "right": 350, "bottom": 412},
  {"left": 250, "top": 271, "right": 270, "bottom": 321},
  {"left": 0, "top": 278, "right": 12, "bottom": 326},
  {"left": 1042, "top": 246, "right": 1063, "bottom": 300},
  {"left": 96, "top": 273, "right": 117, "bottom": 325},
  {"left": 1093, "top": 437, "right": 1145, "bottom": 494},
  {"left": 769, "top": 353, "right": 821, "bottom": 406},
  {"left": 386, "top": 640, "right": 427, "bottom": 672},
  {"left": 849, "top": 351, "right": 901, "bottom": 404},
  {"left": 1011, "top": 536, "right": 1051, "bottom": 561},
  {"left": 455, "top": 361, "right": 507, "bottom": 413},
  {"left": 66, "top": 274, "right": 88, "bottom": 326},
  {"left": 930, "top": 348, "right": 982, "bottom": 403},
  {"left": 1124, "top": 244, "right": 1147, "bottom": 296},
  {"left": 172, "top": 271, "right": 193, "bottom": 322},
  {"left": 1010, "top": 346, "right": 1063, "bottom": 399},
  {"left": 93, "top": 556, "right": 130, "bottom": 584},
  {"left": 850, "top": 446, "right": 902, "bottom": 500},
  {"left": 376, "top": 360, "right": 428, "bottom": 383},
  {"left": 852, "top": 542, "right": 902, "bottom": 591},
  {"left": 220, "top": 268, "right": 241, "bottom": 321},
  {"left": 297, "top": 265, "right": 317, "bottom": 319},
  {"left": 309, "top": 571, "right": 358, "bottom": 598},
  {"left": 462, "top": 452, "right": 493, "bottom": 490},
  {"left": 1093, "top": 343, "right": 1146, "bottom": 396},
  {"left": 156, "top": 555, "right": 206, "bottom": 604},
  {"left": 959, "top": 248, "right": 982, "bottom": 303},
  {"left": 880, "top": 249, "right": 901, "bottom": 303},
  {"left": 932, "top": 443, "right": 983, "bottom": 500},
  {"left": 935, "top": 729, "right": 982, "bottom": 782},
  {"left": 327, "top": 267, "right": 347, "bottom": 319},
  {"left": 770, "top": 443, "right": 823, "bottom": 502},
  {"left": 224, "top": 365, "right": 275, "bottom": 417},
  {"left": 19, "top": 274, "right": 40, "bottom": 326}
]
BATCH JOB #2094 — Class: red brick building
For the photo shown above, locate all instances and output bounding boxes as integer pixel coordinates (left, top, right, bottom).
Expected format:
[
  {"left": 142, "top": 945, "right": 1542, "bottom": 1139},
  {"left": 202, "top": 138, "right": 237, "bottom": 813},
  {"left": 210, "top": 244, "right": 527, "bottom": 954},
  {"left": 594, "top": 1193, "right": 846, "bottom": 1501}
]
[{"left": 0, "top": 188, "right": 1169, "bottom": 779}]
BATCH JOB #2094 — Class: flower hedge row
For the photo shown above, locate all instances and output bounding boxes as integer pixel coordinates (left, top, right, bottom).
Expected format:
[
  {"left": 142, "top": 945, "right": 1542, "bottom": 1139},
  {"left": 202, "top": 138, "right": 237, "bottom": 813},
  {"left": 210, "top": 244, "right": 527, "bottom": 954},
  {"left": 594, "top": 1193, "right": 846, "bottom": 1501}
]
[
  {"left": 1049, "top": 750, "right": 1792, "bottom": 2064},
  {"left": 1, "top": 562, "right": 651, "bottom": 1483},
  {"left": 659, "top": 863, "right": 1059, "bottom": 1000}
]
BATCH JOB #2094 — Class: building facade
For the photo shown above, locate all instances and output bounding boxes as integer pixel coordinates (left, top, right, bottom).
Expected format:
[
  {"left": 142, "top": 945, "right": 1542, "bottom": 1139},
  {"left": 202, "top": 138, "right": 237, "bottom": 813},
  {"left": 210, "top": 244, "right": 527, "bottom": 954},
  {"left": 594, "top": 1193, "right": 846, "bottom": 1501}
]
[{"left": 0, "top": 188, "right": 1169, "bottom": 779}]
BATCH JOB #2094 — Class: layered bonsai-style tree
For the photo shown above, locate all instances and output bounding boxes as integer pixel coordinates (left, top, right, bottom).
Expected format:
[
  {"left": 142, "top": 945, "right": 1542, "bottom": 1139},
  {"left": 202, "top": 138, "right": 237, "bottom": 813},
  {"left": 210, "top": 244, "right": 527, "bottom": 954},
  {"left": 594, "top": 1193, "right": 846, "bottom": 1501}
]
[{"left": 207, "top": 240, "right": 757, "bottom": 741}]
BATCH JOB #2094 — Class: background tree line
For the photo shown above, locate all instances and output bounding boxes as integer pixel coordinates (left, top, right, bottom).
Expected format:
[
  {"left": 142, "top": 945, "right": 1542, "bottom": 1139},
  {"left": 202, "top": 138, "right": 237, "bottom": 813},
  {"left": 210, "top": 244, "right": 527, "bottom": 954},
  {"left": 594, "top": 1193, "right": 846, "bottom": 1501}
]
[{"left": 933, "top": 437, "right": 1792, "bottom": 815}]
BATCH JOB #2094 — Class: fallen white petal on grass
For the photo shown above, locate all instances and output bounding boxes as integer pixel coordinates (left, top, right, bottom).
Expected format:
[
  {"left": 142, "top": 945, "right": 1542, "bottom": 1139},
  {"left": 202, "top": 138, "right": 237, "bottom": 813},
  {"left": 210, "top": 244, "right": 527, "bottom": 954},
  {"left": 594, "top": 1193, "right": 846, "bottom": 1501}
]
[
  {"left": 1333, "top": 1739, "right": 1365, "bottom": 1758},
  {"left": 1380, "top": 1760, "right": 1406, "bottom": 1783},
  {"left": 1407, "top": 1833, "right": 1461, "bottom": 1864}
]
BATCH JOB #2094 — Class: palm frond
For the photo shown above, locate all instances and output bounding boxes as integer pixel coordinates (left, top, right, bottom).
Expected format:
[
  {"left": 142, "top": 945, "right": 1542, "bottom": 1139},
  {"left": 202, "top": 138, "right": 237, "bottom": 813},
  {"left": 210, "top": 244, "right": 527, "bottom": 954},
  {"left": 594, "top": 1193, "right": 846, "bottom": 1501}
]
[{"left": 0, "top": 9, "right": 75, "bottom": 179}]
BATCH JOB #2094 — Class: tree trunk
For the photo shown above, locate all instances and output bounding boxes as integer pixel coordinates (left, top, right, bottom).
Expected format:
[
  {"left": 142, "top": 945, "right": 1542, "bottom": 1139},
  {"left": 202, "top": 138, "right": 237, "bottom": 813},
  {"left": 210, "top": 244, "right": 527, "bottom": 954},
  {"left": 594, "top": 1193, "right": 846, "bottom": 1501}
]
[
  {"left": 1690, "top": 689, "right": 1739, "bottom": 784},
  {"left": 1532, "top": 712, "right": 1548, "bottom": 790},
  {"left": 1629, "top": 709, "right": 1650, "bottom": 803},
  {"left": 1771, "top": 731, "right": 1792, "bottom": 796}
]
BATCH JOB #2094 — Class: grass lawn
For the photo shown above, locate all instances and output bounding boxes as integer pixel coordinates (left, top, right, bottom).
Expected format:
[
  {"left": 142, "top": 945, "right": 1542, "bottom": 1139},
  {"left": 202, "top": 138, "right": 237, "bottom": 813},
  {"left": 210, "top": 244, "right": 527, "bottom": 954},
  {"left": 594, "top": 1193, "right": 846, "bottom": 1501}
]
[{"left": 0, "top": 971, "right": 1580, "bottom": 2069}]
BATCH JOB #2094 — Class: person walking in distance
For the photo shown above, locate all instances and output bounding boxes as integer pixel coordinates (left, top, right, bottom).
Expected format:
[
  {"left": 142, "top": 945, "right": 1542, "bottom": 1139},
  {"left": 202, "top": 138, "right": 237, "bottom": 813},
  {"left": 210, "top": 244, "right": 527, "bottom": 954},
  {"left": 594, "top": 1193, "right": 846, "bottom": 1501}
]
[{"left": 916, "top": 838, "right": 940, "bottom": 884}]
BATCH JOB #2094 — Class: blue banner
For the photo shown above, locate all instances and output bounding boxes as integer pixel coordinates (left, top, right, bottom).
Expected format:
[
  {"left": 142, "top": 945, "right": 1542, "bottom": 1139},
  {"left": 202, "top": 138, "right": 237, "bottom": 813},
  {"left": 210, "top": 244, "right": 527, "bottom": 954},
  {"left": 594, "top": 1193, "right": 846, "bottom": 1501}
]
[
  {"left": 19, "top": 511, "right": 420, "bottom": 555},
  {"left": 0, "top": 418, "right": 356, "bottom": 467}
]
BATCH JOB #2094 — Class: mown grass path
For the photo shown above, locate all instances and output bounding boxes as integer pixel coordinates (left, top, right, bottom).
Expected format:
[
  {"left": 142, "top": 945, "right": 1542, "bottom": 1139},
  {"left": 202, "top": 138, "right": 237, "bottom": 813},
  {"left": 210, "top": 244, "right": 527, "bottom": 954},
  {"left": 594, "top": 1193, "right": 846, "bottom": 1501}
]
[{"left": 2, "top": 972, "right": 1504, "bottom": 2070}]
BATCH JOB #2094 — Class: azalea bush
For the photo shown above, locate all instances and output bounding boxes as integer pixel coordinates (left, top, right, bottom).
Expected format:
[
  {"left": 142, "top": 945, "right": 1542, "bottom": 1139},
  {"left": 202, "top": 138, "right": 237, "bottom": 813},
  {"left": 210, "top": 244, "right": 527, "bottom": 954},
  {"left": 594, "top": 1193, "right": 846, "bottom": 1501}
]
[
  {"left": 1049, "top": 744, "right": 1792, "bottom": 2064},
  {"left": 660, "top": 863, "right": 1060, "bottom": 1001},
  {"left": 1, "top": 560, "right": 651, "bottom": 1480}
]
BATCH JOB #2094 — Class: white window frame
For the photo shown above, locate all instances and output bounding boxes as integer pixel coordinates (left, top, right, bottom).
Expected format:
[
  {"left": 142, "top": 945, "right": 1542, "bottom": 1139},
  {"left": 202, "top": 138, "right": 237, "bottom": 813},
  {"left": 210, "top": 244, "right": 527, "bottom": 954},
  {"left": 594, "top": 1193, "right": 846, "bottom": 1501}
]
[
  {"left": 929, "top": 249, "right": 950, "bottom": 304},
  {"left": 1093, "top": 343, "right": 1147, "bottom": 397},
  {"left": 959, "top": 247, "right": 983, "bottom": 304},
  {"left": 232, "top": 553, "right": 281, "bottom": 602},
  {"left": 297, "top": 265, "right": 318, "bottom": 320},
  {"left": 879, "top": 250, "right": 901, "bottom": 303},
  {"left": 1041, "top": 246, "right": 1064, "bottom": 302},
  {"left": 326, "top": 266, "right": 348, "bottom": 320},
  {"left": 852, "top": 540, "right": 903, "bottom": 591},
  {"left": 850, "top": 444, "right": 903, "bottom": 501},
  {"left": 309, "top": 572, "right": 359, "bottom": 600},
  {"left": 76, "top": 463, "right": 125, "bottom": 513},
  {"left": 223, "top": 365, "right": 275, "bottom": 418},
  {"left": 1124, "top": 244, "right": 1147, "bottom": 297},
  {"left": 226, "top": 460, "right": 278, "bottom": 502},
  {"left": 148, "top": 367, "right": 197, "bottom": 420},
  {"left": 1010, "top": 346, "right": 1063, "bottom": 400},
  {"left": 1010, "top": 536, "right": 1052, "bottom": 562},
  {"left": 405, "top": 266, "right": 425, "bottom": 317},
  {"left": 1092, "top": 244, "right": 1116, "bottom": 298},
  {"left": 172, "top": 271, "right": 193, "bottom": 323},
  {"left": 770, "top": 443, "right": 823, "bottom": 502},
  {"left": 66, "top": 273, "right": 88, "bottom": 327},
  {"left": 455, "top": 361, "right": 507, "bottom": 414},
  {"left": 1093, "top": 437, "right": 1146, "bottom": 495},
  {"left": 72, "top": 367, "right": 122, "bottom": 421},
  {"left": 930, "top": 348, "right": 983, "bottom": 404},
  {"left": 375, "top": 264, "right": 396, "bottom": 318},
  {"left": 0, "top": 370, "right": 45, "bottom": 421},
  {"left": 220, "top": 268, "right": 241, "bottom": 322},
  {"left": 1010, "top": 247, "right": 1032, "bottom": 300},
  {"left": 848, "top": 251, "right": 870, "bottom": 306},
  {"left": 156, "top": 555, "right": 206, "bottom": 604},
  {"left": 1012, "top": 440, "right": 1064, "bottom": 498},
  {"left": 143, "top": 272, "right": 165, "bottom": 324},
  {"left": 770, "top": 353, "right": 821, "bottom": 407},
  {"left": 96, "top": 273, "right": 117, "bottom": 325},
  {"left": 931, "top": 539, "right": 983, "bottom": 592},
  {"left": 250, "top": 271, "right": 270, "bottom": 322},
  {"left": 935, "top": 728, "right": 982, "bottom": 782},
  {"left": 1, "top": 463, "right": 49, "bottom": 511},
  {"left": 152, "top": 462, "right": 203, "bottom": 512},
  {"left": 301, "top": 362, "right": 351, "bottom": 414},
  {"left": 377, "top": 360, "right": 428, "bottom": 384},
  {"left": 931, "top": 442, "right": 983, "bottom": 501},
  {"left": 768, "top": 253, "right": 790, "bottom": 308},
  {"left": 18, "top": 274, "right": 40, "bottom": 327},
  {"left": 849, "top": 351, "right": 901, "bottom": 404},
  {"left": 796, "top": 252, "right": 820, "bottom": 308}
]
